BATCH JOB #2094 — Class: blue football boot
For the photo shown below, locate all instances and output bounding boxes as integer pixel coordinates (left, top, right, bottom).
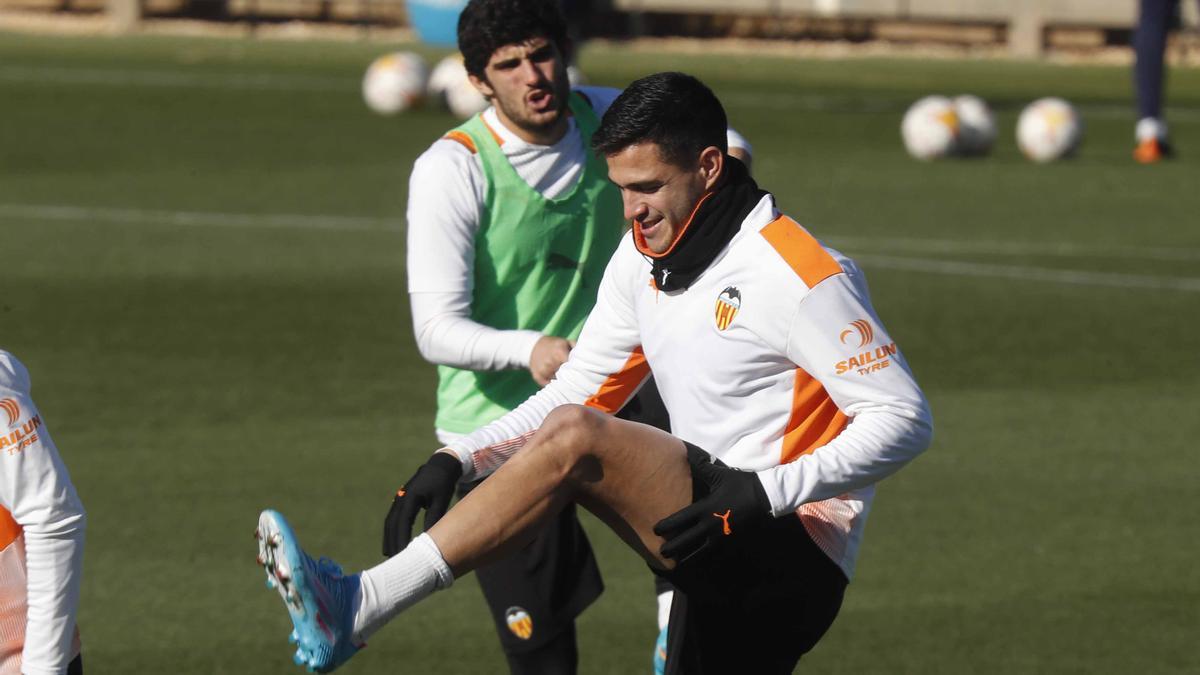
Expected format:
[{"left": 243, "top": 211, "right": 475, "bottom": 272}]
[
  {"left": 256, "top": 509, "right": 363, "bottom": 673},
  {"left": 653, "top": 626, "right": 668, "bottom": 675}
]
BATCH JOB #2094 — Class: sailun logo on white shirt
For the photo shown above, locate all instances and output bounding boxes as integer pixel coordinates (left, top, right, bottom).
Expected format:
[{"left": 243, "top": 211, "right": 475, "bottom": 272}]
[
  {"left": 838, "top": 319, "right": 874, "bottom": 348},
  {"left": 0, "top": 398, "right": 18, "bottom": 429},
  {"left": 835, "top": 319, "right": 898, "bottom": 376},
  {"left": 0, "top": 398, "right": 41, "bottom": 455}
]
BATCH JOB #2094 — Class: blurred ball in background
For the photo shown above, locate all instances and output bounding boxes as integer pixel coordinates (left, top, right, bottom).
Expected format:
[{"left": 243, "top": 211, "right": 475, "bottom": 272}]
[
  {"left": 1017, "top": 97, "right": 1083, "bottom": 163},
  {"left": 953, "top": 94, "right": 996, "bottom": 156},
  {"left": 427, "top": 55, "right": 490, "bottom": 119},
  {"left": 362, "top": 51, "right": 429, "bottom": 115},
  {"left": 901, "top": 95, "right": 959, "bottom": 160}
]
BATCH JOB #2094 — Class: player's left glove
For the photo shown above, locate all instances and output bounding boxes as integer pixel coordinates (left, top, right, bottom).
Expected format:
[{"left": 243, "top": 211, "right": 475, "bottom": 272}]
[
  {"left": 382, "top": 451, "right": 463, "bottom": 557},
  {"left": 653, "top": 445, "right": 772, "bottom": 564}
]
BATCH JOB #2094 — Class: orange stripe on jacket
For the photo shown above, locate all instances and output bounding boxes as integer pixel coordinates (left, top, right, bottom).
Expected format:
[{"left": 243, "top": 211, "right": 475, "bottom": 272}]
[
  {"left": 0, "top": 508, "right": 19, "bottom": 552},
  {"left": 442, "top": 130, "right": 478, "bottom": 154},
  {"left": 584, "top": 347, "right": 651, "bottom": 414},
  {"left": 781, "top": 368, "right": 849, "bottom": 464},
  {"left": 759, "top": 216, "right": 843, "bottom": 289}
]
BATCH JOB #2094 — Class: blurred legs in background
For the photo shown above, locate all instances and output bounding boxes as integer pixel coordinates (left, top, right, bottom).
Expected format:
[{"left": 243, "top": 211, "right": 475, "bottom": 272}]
[{"left": 1133, "top": 0, "right": 1192, "bottom": 162}]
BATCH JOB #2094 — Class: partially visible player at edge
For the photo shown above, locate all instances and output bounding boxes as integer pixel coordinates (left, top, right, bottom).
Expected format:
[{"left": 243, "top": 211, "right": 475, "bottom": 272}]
[
  {"left": 1131, "top": 0, "right": 1196, "bottom": 162},
  {"left": 256, "top": 72, "right": 931, "bottom": 674},
  {"left": 390, "top": 0, "right": 749, "bottom": 671},
  {"left": 0, "top": 351, "right": 86, "bottom": 675}
]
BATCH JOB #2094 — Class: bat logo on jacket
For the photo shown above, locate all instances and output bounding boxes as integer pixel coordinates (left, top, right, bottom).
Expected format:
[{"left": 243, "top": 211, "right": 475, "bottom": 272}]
[{"left": 715, "top": 286, "right": 741, "bottom": 331}]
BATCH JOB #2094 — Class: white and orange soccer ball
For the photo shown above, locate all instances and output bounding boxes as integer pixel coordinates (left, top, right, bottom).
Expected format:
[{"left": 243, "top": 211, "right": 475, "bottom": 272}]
[
  {"left": 953, "top": 94, "right": 996, "bottom": 156},
  {"left": 362, "top": 51, "right": 429, "bottom": 115},
  {"left": 1017, "top": 97, "right": 1083, "bottom": 163},
  {"left": 901, "top": 95, "right": 959, "bottom": 160},
  {"left": 427, "top": 55, "right": 490, "bottom": 119}
]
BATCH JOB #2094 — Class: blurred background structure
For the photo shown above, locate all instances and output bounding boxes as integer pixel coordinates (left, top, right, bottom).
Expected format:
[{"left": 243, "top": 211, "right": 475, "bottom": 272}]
[{"left": 1, "top": 0, "right": 1198, "bottom": 57}]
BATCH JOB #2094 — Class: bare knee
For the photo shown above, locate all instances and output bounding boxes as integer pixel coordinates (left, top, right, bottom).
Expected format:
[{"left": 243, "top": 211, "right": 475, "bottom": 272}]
[{"left": 524, "top": 405, "right": 608, "bottom": 485}]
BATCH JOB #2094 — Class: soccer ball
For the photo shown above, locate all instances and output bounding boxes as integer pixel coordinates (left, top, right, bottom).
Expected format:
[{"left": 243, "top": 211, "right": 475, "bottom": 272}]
[
  {"left": 901, "top": 96, "right": 959, "bottom": 160},
  {"left": 1017, "top": 98, "right": 1082, "bottom": 163},
  {"left": 953, "top": 94, "right": 996, "bottom": 156},
  {"left": 362, "top": 52, "right": 428, "bottom": 115},
  {"left": 428, "top": 55, "right": 490, "bottom": 119}
]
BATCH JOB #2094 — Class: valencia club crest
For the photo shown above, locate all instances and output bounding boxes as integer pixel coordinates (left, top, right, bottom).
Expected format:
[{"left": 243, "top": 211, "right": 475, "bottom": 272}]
[{"left": 715, "top": 286, "right": 741, "bottom": 331}]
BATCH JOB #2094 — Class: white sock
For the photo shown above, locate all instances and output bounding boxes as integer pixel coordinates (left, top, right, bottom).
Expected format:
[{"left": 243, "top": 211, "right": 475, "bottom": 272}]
[
  {"left": 352, "top": 533, "right": 454, "bottom": 643},
  {"left": 1136, "top": 117, "right": 1167, "bottom": 143},
  {"left": 656, "top": 590, "right": 674, "bottom": 631}
]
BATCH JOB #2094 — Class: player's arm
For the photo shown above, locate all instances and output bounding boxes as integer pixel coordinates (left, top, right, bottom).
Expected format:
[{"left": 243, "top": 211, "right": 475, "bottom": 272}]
[
  {"left": 0, "top": 352, "right": 85, "bottom": 674},
  {"left": 444, "top": 238, "right": 649, "bottom": 478},
  {"left": 384, "top": 242, "right": 648, "bottom": 554},
  {"left": 756, "top": 263, "right": 934, "bottom": 515},
  {"left": 406, "top": 142, "right": 564, "bottom": 381}
]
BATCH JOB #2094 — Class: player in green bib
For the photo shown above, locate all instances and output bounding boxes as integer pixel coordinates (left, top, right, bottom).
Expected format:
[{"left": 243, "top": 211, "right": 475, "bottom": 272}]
[
  {"left": 433, "top": 91, "right": 623, "bottom": 434},
  {"left": 389, "top": 3, "right": 643, "bottom": 671}
]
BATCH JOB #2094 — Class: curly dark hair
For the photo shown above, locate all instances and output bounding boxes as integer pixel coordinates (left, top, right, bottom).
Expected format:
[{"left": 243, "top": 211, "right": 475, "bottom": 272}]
[
  {"left": 457, "top": 0, "right": 570, "bottom": 80},
  {"left": 592, "top": 72, "right": 727, "bottom": 168}
]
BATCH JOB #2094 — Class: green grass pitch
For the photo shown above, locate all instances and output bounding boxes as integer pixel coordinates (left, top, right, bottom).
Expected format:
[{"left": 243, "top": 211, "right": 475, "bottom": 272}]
[{"left": 1, "top": 31, "right": 1198, "bottom": 673}]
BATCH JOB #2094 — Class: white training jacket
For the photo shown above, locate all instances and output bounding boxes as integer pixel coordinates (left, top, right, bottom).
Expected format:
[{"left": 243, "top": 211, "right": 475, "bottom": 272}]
[
  {"left": 406, "top": 86, "right": 753, "bottom": 379},
  {"left": 0, "top": 352, "right": 84, "bottom": 675},
  {"left": 444, "top": 194, "right": 932, "bottom": 579}
]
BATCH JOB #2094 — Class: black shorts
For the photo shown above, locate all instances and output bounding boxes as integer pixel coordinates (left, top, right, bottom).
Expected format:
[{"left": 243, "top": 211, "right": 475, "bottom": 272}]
[
  {"left": 456, "top": 480, "right": 603, "bottom": 655},
  {"left": 654, "top": 444, "right": 849, "bottom": 675}
]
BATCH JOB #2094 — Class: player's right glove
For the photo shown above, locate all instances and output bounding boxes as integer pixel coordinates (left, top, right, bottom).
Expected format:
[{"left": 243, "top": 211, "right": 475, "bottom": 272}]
[
  {"left": 653, "top": 445, "right": 772, "bottom": 564},
  {"left": 382, "top": 451, "right": 463, "bottom": 557}
]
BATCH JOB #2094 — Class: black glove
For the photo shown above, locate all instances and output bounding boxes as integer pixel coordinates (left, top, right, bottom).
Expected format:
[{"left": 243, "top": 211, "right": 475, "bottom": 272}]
[
  {"left": 653, "top": 445, "right": 772, "bottom": 564},
  {"left": 382, "top": 452, "right": 463, "bottom": 557}
]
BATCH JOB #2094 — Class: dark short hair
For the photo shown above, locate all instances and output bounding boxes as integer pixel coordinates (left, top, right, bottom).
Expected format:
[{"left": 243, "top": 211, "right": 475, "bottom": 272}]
[
  {"left": 592, "top": 72, "right": 728, "bottom": 167},
  {"left": 457, "top": 0, "right": 570, "bottom": 80}
]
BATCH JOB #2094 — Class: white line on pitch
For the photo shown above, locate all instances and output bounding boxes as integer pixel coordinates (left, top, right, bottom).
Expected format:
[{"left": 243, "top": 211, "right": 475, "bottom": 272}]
[
  {"left": 0, "top": 203, "right": 393, "bottom": 231},
  {"left": 5, "top": 203, "right": 1198, "bottom": 286},
  {"left": 855, "top": 254, "right": 1200, "bottom": 293},
  {"left": 0, "top": 65, "right": 351, "bottom": 92},
  {"left": 826, "top": 235, "right": 1200, "bottom": 263}
]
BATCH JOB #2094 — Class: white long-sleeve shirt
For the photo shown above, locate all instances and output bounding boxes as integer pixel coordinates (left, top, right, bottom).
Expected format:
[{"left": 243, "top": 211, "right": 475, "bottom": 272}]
[
  {"left": 406, "top": 86, "right": 753, "bottom": 375},
  {"left": 0, "top": 352, "right": 84, "bottom": 675},
  {"left": 443, "top": 195, "right": 932, "bottom": 578}
]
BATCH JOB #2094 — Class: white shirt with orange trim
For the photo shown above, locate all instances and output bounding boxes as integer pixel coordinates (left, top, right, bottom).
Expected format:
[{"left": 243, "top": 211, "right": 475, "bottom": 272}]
[
  {"left": 0, "top": 352, "right": 85, "bottom": 675},
  {"left": 406, "top": 86, "right": 754, "bottom": 404},
  {"left": 444, "top": 194, "right": 932, "bottom": 579}
]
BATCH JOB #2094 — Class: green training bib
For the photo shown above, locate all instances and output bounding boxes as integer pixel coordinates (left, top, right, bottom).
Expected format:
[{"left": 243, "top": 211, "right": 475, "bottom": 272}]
[{"left": 434, "top": 93, "right": 624, "bottom": 433}]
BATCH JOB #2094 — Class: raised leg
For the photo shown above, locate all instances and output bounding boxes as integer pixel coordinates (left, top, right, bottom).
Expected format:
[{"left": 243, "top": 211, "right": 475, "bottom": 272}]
[{"left": 429, "top": 404, "right": 693, "bottom": 576}]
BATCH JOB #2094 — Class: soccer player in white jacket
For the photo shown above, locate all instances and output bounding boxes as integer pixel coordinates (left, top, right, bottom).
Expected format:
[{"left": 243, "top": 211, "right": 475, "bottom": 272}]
[
  {"left": 0, "top": 352, "right": 85, "bottom": 675},
  {"left": 392, "top": 2, "right": 750, "bottom": 670},
  {"left": 256, "top": 72, "right": 932, "bottom": 674}
]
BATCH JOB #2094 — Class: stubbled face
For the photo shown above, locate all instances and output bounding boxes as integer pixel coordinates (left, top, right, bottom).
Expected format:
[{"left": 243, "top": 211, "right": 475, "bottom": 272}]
[
  {"left": 605, "top": 143, "right": 721, "bottom": 254},
  {"left": 469, "top": 36, "right": 571, "bottom": 144}
]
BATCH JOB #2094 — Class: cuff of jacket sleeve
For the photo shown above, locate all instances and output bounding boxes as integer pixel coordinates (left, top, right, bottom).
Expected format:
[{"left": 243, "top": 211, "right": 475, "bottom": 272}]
[{"left": 756, "top": 467, "right": 795, "bottom": 518}]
